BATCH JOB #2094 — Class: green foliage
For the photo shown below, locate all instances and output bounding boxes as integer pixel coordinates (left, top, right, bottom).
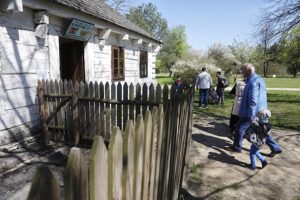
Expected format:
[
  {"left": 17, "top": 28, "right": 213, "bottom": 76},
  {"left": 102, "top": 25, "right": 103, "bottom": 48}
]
[
  {"left": 278, "top": 26, "right": 300, "bottom": 77},
  {"left": 126, "top": 3, "right": 168, "bottom": 41},
  {"left": 157, "top": 25, "right": 189, "bottom": 73},
  {"left": 173, "top": 65, "right": 198, "bottom": 85}
]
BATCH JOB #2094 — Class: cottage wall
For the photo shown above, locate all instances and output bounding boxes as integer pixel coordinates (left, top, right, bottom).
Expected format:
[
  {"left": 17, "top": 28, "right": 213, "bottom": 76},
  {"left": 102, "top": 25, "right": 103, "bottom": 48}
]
[
  {"left": 0, "top": 7, "right": 48, "bottom": 145},
  {"left": 0, "top": 4, "right": 158, "bottom": 146}
]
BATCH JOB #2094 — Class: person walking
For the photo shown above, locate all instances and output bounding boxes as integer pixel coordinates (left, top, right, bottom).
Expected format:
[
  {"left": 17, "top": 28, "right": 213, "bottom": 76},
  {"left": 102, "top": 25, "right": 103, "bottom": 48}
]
[
  {"left": 229, "top": 79, "right": 246, "bottom": 133},
  {"left": 216, "top": 71, "right": 225, "bottom": 105},
  {"left": 230, "top": 63, "right": 282, "bottom": 157},
  {"left": 196, "top": 67, "right": 213, "bottom": 108}
]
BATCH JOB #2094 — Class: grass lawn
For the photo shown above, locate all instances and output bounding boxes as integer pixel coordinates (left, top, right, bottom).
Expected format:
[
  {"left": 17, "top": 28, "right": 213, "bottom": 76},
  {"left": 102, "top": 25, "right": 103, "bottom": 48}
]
[
  {"left": 194, "top": 90, "right": 300, "bottom": 131},
  {"left": 156, "top": 74, "right": 174, "bottom": 85},
  {"left": 264, "top": 77, "right": 300, "bottom": 88}
]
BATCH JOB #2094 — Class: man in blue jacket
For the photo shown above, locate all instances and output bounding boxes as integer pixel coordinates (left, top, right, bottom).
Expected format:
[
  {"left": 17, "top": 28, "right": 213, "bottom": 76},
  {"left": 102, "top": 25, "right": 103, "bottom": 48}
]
[{"left": 231, "top": 63, "right": 282, "bottom": 156}]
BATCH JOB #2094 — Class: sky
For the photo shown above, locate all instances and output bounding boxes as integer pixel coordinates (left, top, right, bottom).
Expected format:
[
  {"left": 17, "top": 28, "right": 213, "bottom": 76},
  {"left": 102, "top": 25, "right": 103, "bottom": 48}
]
[{"left": 132, "top": 0, "right": 270, "bottom": 50}]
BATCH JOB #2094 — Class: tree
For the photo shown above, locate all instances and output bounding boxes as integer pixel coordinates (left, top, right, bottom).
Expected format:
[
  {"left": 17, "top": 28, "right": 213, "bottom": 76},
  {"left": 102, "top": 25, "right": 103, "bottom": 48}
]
[
  {"left": 255, "top": 25, "right": 275, "bottom": 77},
  {"left": 157, "top": 25, "right": 189, "bottom": 76},
  {"left": 104, "top": 0, "right": 133, "bottom": 14},
  {"left": 257, "top": 0, "right": 300, "bottom": 42},
  {"left": 279, "top": 26, "right": 300, "bottom": 77},
  {"left": 229, "top": 39, "right": 256, "bottom": 65},
  {"left": 126, "top": 3, "right": 169, "bottom": 41},
  {"left": 207, "top": 42, "right": 238, "bottom": 75}
]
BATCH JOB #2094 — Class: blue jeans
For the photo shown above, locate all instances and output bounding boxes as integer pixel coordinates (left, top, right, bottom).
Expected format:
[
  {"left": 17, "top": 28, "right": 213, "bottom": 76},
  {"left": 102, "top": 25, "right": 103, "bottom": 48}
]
[
  {"left": 199, "top": 89, "right": 208, "bottom": 107},
  {"left": 250, "top": 144, "right": 265, "bottom": 167},
  {"left": 233, "top": 117, "right": 282, "bottom": 152}
]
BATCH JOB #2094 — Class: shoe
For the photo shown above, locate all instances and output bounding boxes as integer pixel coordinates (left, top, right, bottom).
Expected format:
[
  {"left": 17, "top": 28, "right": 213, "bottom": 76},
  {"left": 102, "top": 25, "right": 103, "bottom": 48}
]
[
  {"left": 262, "top": 160, "right": 269, "bottom": 169},
  {"left": 205, "top": 106, "right": 208, "bottom": 109},
  {"left": 269, "top": 150, "right": 282, "bottom": 157},
  {"left": 229, "top": 146, "right": 241, "bottom": 153},
  {"left": 246, "top": 164, "right": 256, "bottom": 170}
]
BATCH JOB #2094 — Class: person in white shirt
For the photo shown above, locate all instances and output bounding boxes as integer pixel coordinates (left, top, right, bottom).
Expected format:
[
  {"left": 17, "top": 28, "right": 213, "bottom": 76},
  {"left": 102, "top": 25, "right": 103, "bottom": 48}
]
[{"left": 195, "top": 67, "right": 213, "bottom": 108}]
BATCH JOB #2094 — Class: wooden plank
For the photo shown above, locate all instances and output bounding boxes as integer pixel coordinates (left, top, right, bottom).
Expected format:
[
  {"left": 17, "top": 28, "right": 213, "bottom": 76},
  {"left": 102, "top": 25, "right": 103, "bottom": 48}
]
[
  {"left": 141, "top": 111, "right": 152, "bottom": 200},
  {"left": 148, "top": 107, "right": 158, "bottom": 200},
  {"left": 149, "top": 83, "right": 155, "bottom": 111},
  {"left": 84, "top": 82, "right": 89, "bottom": 140},
  {"left": 57, "top": 80, "right": 63, "bottom": 142},
  {"left": 58, "top": 80, "right": 65, "bottom": 141},
  {"left": 99, "top": 82, "right": 105, "bottom": 136},
  {"left": 135, "top": 83, "right": 141, "bottom": 117},
  {"left": 89, "top": 136, "right": 108, "bottom": 200},
  {"left": 53, "top": 80, "right": 59, "bottom": 141},
  {"left": 63, "top": 80, "right": 70, "bottom": 142},
  {"left": 156, "top": 84, "right": 162, "bottom": 104},
  {"left": 95, "top": 82, "right": 100, "bottom": 135},
  {"left": 37, "top": 80, "right": 49, "bottom": 144},
  {"left": 108, "top": 127, "right": 123, "bottom": 200},
  {"left": 122, "top": 120, "right": 134, "bottom": 200},
  {"left": 105, "top": 108, "right": 111, "bottom": 142},
  {"left": 129, "top": 83, "right": 134, "bottom": 122},
  {"left": 117, "top": 82, "right": 122, "bottom": 129},
  {"left": 123, "top": 82, "right": 129, "bottom": 131},
  {"left": 46, "top": 80, "right": 54, "bottom": 140},
  {"left": 111, "top": 83, "right": 116, "bottom": 127},
  {"left": 142, "top": 83, "right": 148, "bottom": 116},
  {"left": 64, "top": 147, "right": 88, "bottom": 200},
  {"left": 104, "top": 82, "right": 110, "bottom": 139},
  {"left": 0, "top": 73, "right": 37, "bottom": 90},
  {"left": 89, "top": 82, "right": 95, "bottom": 139},
  {"left": 79, "top": 82, "right": 85, "bottom": 141},
  {"left": 73, "top": 82, "right": 80, "bottom": 146},
  {"left": 27, "top": 166, "right": 60, "bottom": 200},
  {"left": 163, "top": 84, "right": 169, "bottom": 111},
  {"left": 67, "top": 80, "right": 74, "bottom": 145},
  {"left": 133, "top": 115, "right": 144, "bottom": 200}
]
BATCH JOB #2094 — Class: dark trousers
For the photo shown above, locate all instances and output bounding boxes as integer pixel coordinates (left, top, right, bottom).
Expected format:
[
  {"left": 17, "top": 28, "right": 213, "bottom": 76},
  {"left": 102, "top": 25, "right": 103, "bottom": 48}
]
[{"left": 199, "top": 89, "right": 208, "bottom": 107}]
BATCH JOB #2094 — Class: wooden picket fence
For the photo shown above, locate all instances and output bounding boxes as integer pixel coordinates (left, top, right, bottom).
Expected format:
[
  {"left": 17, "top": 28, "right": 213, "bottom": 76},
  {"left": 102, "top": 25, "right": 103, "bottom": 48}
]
[
  {"left": 37, "top": 80, "right": 171, "bottom": 146},
  {"left": 33, "top": 79, "right": 194, "bottom": 200}
]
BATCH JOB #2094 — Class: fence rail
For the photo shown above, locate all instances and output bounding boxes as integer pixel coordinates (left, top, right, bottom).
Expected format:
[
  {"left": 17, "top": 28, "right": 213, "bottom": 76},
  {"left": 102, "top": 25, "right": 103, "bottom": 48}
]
[{"left": 34, "top": 79, "right": 194, "bottom": 200}]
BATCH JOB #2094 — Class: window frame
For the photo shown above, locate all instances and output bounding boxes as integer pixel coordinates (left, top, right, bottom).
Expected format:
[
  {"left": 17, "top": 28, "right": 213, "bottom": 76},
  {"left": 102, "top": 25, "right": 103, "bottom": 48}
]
[
  {"left": 139, "top": 51, "right": 148, "bottom": 78},
  {"left": 111, "top": 45, "right": 125, "bottom": 81}
]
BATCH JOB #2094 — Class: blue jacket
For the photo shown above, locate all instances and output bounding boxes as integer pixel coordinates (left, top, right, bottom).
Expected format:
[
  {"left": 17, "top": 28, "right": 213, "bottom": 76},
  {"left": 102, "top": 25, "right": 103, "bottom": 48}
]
[{"left": 239, "top": 73, "right": 268, "bottom": 122}]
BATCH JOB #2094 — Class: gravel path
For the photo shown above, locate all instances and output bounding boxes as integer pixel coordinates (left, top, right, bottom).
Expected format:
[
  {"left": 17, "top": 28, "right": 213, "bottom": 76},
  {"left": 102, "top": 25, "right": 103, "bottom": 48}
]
[{"left": 182, "top": 113, "right": 300, "bottom": 200}]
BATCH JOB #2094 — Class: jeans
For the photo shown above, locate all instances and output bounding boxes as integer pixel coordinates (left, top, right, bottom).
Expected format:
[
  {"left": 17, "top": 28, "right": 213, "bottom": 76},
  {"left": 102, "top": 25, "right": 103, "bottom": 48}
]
[
  {"left": 250, "top": 144, "right": 265, "bottom": 167},
  {"left": 233, "top": 117, "right": 282, "bottom": 152},
  {"left": 199, "top": 89, "right": 209, "bottom": 107}
]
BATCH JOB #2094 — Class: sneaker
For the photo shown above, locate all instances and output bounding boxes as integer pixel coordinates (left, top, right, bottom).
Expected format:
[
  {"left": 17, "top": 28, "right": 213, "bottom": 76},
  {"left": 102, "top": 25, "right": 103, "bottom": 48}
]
[
  {"left": 205, "top": 106, "right": 209, "bottom": 109},
  {"left": 262, "top": 160, "right": 269, "bottom": 169},
  {"left": 269, "top": 150, "right": 282, "bottom": 157},
  {"left": 246, "top": 164, "right": 257, "bottom": 170}
]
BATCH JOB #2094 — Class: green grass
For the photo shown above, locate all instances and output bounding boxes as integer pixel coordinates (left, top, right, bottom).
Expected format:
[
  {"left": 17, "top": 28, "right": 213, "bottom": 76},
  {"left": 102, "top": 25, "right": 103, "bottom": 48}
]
[
  {"left": 194, "top": 90, "right": 300, "bottom": 131},
  {"left": 264, "top": 77, "right": 300, "bottom": 88},
  {"left": 156, "top": 73, "right": 174, "bottom": 85}
]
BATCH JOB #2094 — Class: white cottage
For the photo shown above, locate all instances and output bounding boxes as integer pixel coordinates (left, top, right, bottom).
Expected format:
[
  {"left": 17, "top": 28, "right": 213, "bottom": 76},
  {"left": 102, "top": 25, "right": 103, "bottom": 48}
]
[{"left": 0, "top": 0, "right": 161, "bottom": 146}]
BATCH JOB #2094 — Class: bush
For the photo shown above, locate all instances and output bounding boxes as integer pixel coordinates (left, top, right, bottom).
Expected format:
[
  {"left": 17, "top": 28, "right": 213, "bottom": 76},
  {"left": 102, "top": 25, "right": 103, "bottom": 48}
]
[{"left": 173, "top": 66, "right": 198, "bottom": 85}]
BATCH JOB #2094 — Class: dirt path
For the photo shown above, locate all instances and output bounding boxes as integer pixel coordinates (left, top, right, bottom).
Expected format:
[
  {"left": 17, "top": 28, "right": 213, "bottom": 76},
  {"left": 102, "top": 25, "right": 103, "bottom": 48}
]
[{"left": 182, "top": 113, "right": 300, "bottom": 200}]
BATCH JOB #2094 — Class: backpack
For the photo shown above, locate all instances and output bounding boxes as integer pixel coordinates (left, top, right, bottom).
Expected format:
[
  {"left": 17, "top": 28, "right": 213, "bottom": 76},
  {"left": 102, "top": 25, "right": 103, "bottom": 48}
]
[{"left": 221, "top": 78, "right": 229, "bottom": 88}]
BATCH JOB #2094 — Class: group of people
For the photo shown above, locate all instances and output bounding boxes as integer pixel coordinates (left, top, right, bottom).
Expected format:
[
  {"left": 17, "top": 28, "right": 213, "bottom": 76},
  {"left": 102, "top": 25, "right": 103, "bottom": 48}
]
[
  {"left": 195, "top": 67, "right": 226, "bottom": 108},
  {"left": 194, "top": 63, "right": 282, "bottom": 170}
]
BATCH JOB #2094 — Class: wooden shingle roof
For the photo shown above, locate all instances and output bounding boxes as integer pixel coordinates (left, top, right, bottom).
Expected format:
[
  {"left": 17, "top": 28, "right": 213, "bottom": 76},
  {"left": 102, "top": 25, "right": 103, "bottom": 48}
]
[{"left": 52, "top": 0, "right": 160, "bottom": 43}]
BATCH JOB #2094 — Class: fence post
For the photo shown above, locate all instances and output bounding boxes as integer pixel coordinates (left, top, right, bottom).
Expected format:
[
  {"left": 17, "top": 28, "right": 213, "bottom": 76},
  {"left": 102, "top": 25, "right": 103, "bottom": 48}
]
[
  {"left": 27, "top": 166, "right": 60, "bottom": 200},
  {"left": 72, "top": 82, "right": 80, "bottom": 146},
  {"left": 89, "top": 136, "right": 108, "bottom": 200},
  {"left": 38, "top": 80, "right": 50, "bottom": 145},
  {"left": 64, "top": 147, "right": 88, "bottom": 200}
]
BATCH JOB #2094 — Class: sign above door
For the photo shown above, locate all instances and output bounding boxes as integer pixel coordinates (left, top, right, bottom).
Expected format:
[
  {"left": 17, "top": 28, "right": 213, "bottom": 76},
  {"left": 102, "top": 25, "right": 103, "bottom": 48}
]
[{"left": 64, "top": 19, "right": 94, "bottom": 41}]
